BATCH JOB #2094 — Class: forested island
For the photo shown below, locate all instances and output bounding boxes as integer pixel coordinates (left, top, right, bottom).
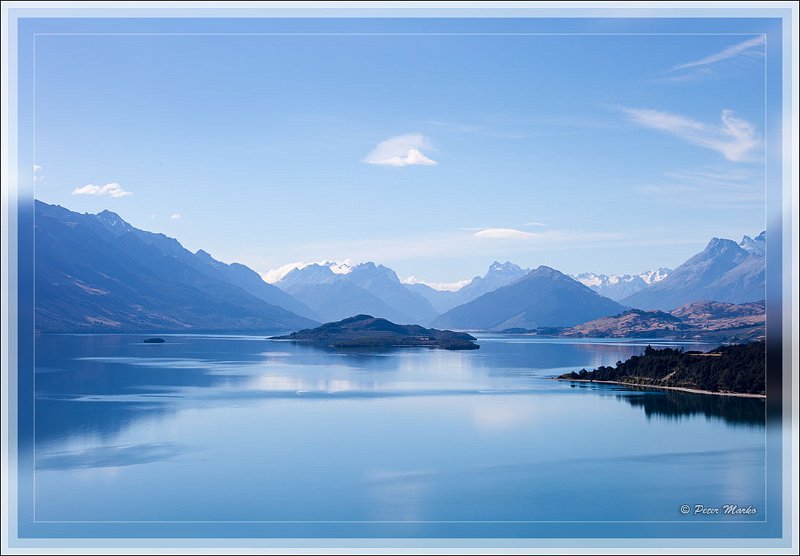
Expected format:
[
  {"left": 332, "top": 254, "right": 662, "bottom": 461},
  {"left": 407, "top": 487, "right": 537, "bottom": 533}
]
[
  {"left": 557, "top": 341, "right": 765, "bottom": 396},
  {"left": 271, "top": 314, "right": 480, "bottom": 350}
]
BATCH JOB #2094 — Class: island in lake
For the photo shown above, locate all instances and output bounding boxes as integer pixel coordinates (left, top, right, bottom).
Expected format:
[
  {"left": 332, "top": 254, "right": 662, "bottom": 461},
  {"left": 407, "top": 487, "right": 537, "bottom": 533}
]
[
  {"left": 557, "top": 340, "right": 765, "bottom": 397},
  {"left": 271, "top": 314, "right": 480, "bottom": 350}
]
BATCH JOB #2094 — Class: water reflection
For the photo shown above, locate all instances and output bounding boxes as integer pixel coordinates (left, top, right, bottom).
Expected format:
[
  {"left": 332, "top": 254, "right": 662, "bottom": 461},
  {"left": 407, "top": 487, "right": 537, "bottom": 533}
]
[
  {"left": 33, "top": 334, "right": 760, "bottom": 452},
  {"left": 620, "top": 390, "right": 765, "bottom": 427}
]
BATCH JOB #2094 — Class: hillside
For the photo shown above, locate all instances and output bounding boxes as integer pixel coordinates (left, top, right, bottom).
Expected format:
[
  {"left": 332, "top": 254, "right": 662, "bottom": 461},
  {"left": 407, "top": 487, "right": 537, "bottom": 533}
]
[
  {"left": 558, "top": 341, "right": 765, "bottom": 396},
  {"left": 561, "top": 300, "right": 764, "bottom": 342},
  {"left": 272, "top": 314, "right": 479, "bottom": 350},
  {"left": 34, "top": 201, "right": 317, "bottom": 333}
]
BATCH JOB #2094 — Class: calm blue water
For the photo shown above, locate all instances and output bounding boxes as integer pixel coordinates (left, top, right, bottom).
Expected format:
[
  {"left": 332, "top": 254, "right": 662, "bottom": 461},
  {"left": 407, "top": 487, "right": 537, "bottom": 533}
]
[{"left": 29, "top": 334, "right": 766, "bottom": 534}]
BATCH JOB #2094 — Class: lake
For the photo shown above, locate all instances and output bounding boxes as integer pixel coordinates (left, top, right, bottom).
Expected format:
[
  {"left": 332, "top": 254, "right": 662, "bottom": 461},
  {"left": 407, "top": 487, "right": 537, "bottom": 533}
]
[{"left": 27, "top": 334, "right": 767, "bottom": 537}]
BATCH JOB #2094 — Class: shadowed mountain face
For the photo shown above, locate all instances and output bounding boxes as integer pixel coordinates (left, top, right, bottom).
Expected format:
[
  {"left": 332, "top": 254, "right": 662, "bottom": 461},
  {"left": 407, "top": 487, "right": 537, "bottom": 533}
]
[
  {"left": 622, "top": 234, "right": 765, "bottom": 311},
  {"left": 34, "top": 201, "right": 318, "bottom": 333},
  {"left": 277, "top": 263, "right": 437, "bottom": 325},
  {"left": 431, "top": 266, "right": 625, "bottom": 331},
  {"left": 273, "top": 314, "right": 479, "bottom": 350}
]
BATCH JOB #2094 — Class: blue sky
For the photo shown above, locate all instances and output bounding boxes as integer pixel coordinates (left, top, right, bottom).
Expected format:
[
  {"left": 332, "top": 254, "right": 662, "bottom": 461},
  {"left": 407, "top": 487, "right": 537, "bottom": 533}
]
[{"left": 32, "top": 23, "right": 767, "bottom": 286}]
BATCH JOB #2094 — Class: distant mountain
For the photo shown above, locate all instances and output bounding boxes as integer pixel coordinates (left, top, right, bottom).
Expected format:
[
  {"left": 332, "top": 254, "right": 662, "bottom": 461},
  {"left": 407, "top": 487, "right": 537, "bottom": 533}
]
[
  {"left": 405, "top": 261, "right": 530, "bottom": 313},
  {"left": 272, "top": 314, "right": 479, "bottom": 350},
  {"left": 277, "top": 262, "right": 437, "bottom": 325},
  {"left": 34, "top": 201, "right": 317, "bottom": 333},
  {"left": 739, "top": 231, "right": 766, "bottom": 255},
  {"left": 431, "top": 266, "right": 625, "bottom": 331},
  {"left": 561, "top": 300, "right": 764, "bottom": 342},
  {"left": 622, "top": 233, "right": 765, "bottom": 310},
  {"left": 572, "top": 268, "right": 672, "bottom": 301},
  {"left": 561, "top": 309, "right": 686, "bottom": 338}
]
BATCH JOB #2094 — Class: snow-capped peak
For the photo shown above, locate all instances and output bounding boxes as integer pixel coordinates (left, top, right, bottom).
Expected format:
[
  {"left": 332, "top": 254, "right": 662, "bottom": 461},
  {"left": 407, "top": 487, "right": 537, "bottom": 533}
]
[
  {"left": 639, "top": 268, "right": 672, "bottom": 285},
  {"left": 573, "top": 272, "right": 603, "bottom": 287},
  {"left": 262, "top": 259, "right": 355, "bottom": 284},
  {"left": 320, "top": 260, "right": 354, "bottom": 275},
  {"left": 487, "top": 261, "right": 524, "bottom": 275},
  {"left": 739, "top": 231, "right": 765, "bottom": 256}
]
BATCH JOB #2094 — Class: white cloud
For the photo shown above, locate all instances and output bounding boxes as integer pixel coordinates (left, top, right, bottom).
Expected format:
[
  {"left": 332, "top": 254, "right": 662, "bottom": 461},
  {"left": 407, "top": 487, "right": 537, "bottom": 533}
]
[
  {"left": 261, "top": 262, "right": 308, "bottom": 283},
  {"left": 623, "top": 108, "right": 761, "bottom": 162},
  {"left": 473, "top": 228, "right": 539, "bottom": 240},
  {"left": 363, "top": 133, "right": 438, "bottom": 167},
  {"left": 523, "top": 221, "right": 546, "bottom": 227},
  {"left": 33, "top": 165, "right": 44, "bottom": 183},
  {"left": 260, "top": 259, "right": 355, "bottom": 284},
  {"left": 72, "top": 182, "right": 132, "bottom": 198},
  {"left": 672, "top": 36, "right": 765, "bottom": 71},
  {"left": 170, "top": 213, "right": 182, "bottom": 220},
  {"left": 401, "top": 276, "right": 471, "bottom": 292}
]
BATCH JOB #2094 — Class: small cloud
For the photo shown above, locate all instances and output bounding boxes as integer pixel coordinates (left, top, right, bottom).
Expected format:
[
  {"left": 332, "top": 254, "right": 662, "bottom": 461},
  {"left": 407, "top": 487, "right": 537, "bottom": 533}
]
[
  {"left": 672, "top": 36, "right": 765, "bottom": 71},
  {"left": 363, "top": 133, "right": 438, "bottom": 167},
  {"left": 150, "top": 214, "right": 156, "bottom": 220},
  {"left": 523, "top": 221, "right": 546, "bottom": 227},
  {"left": 261, "top": 262, "right": 310, "bottom": 284},
  {"left": 72, "top": 182, "right": 132, "bottom": 198},
  {"left": 170, "top": 213, "right": 181, "bottom": 220},
  {"left": 473, "top": 228, "right": 539, "bottom": 240},
  {"left": 402, "top": 276, "right": 471, "bottom": 292},
  {"left": 622, "top": 108, "right": 761, "bottom": 162}
]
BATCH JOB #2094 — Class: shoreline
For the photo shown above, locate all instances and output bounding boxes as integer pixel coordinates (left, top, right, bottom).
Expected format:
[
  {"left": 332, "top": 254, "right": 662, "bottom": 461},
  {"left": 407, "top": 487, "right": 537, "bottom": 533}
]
[{"left": 554, "top": 378, "right": 765, "bottom": 399}]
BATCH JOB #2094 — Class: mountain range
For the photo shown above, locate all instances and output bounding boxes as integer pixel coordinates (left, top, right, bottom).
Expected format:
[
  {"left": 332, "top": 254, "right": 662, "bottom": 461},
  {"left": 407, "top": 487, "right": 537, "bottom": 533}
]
[
  {"left": 571, "top": 268, "right": 672, "bottom": 301},
  {"left": 405, "top": 261, "right": 531, "bottom": 313},
  {"left": 276, "top": 262, "right": 438, "bottom": 325},
  {"left": 33, "top": 201, "right": 767, "bottom": 335},
  {"left": 34, "top": 201, "right": 317, "bottom": 333},
  {"left": 620, "top": 232, "right": 765, "bottom": 310},
  {"left": 431, "top": 266, "right": 626, "bottom": 331}
]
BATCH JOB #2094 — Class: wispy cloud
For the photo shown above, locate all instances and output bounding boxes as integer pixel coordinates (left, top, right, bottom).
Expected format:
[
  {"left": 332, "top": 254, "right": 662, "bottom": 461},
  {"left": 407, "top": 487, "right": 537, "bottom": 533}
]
[
  {"left": 170, "top": 213, "right": 182, "bottom": 220},
  {"left": 401, "top": 276, "right": 471, "bottom": 292},
  {"left": 363, "top": 133, "right": 438, "bottom": 167},
  {"left": 473, "top": 228, "right": 540, "bottom": 240},
  {"left": 634, "top": 165, "right": 764, "bottom": 208},
  {"left": 623, "top": 108, "right": 761, "bottom": 162},
  {"left": 423, "top": 120, "right": 481, "bottom": 133},
  {"left": 523, "top": 221, "right": 547, "bottom": 227},
  {"left": 72, "top": 182, "right": 133, "bottom": 198},
  {"left": 672, "top": 36, "right": 765, "bottom": 71}
]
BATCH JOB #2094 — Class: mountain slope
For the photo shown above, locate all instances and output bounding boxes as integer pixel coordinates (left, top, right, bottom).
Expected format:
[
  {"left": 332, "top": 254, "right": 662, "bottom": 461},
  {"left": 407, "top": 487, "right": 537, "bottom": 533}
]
[
  {"left": 622, "top": 234, "right": 765, "bottom": 310},
  {"left": 34, "top": 201, "right": 317, "bottom": 333},
  {"left": 404, "top": 261, "right": 530, "bottom": 313},
  {"left": 431, "top": 266, "right": 625, "bottom": 331},
  {"left": 561, "top": 300, "right": 764, "bottom": 342}
]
